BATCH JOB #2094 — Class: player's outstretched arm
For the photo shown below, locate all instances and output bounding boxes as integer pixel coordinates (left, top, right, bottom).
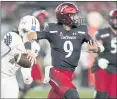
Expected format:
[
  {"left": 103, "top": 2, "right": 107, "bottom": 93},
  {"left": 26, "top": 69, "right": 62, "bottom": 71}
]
[
  {"left": 27, "top": 31, "right": 48, "bottom": 41},
  {"left": 27, "top": 32, "right": 37, "bottom": 41}
]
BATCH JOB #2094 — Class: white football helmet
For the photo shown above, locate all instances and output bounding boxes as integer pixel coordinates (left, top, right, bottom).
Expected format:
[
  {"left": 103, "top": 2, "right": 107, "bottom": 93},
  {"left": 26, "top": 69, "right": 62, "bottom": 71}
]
[{"left": 18, "top": 15, "right": 40, "bottom": 43}]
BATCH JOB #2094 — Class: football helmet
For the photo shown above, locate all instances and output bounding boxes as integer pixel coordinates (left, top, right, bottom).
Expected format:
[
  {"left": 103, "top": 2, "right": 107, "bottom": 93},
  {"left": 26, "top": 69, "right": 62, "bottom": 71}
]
[
  {"left": 109, "top": 9, "right": 117, "bottom": 29},
  {"left": 18, "top": 15, "right": 40, "bottom": 43},
  {"left": 55, "top": 2, "right": 80, "bottom": 27}
]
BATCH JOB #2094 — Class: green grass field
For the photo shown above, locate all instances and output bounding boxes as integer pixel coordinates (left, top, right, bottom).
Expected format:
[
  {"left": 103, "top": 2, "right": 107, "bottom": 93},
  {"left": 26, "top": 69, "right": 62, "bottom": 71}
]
[{"left": 24, "top": 88, "right": 94, "bottom": 98}]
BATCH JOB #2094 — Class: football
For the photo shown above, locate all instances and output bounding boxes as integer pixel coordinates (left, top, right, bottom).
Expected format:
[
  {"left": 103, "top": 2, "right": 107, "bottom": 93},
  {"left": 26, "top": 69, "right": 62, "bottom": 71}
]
[{"left": 14, "top": 53, "right": 34, "bottom": 68}]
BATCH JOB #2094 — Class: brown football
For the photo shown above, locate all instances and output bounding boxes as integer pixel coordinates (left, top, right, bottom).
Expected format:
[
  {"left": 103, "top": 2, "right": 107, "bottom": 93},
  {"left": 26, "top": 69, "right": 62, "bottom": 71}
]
[{"left": 14, "top": 53, "right": 34, "bottom": 68}]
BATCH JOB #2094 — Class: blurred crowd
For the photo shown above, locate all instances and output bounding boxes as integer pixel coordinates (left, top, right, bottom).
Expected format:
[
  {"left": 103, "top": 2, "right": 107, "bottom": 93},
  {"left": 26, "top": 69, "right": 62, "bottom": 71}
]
[{"left": 1, "top": 1, "right": 116, "bottom": 89}]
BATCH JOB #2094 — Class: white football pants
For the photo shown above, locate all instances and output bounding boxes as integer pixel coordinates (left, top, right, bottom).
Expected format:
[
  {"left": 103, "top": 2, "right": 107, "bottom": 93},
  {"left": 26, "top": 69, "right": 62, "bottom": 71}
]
[{"left": 1, "top": 73, "right": 19, "bottom": 98}]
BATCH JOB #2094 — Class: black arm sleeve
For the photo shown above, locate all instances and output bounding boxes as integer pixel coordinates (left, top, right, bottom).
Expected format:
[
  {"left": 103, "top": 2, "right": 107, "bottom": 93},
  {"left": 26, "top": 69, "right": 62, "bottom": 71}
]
[
  {"left": 36, "top": 23, "right": 50, "bottom": 40},
  {"left": 24, "top": 42, "right": 31, "bottom": 49},
  {"left": 84, "top": 33, "right": 92, "bottom": 42},
  {"left": 36, "top": 31, "right": 48, "bottom": 40},
  {"left": 83, "top": 26, "right": 92, "bottom": 42}
]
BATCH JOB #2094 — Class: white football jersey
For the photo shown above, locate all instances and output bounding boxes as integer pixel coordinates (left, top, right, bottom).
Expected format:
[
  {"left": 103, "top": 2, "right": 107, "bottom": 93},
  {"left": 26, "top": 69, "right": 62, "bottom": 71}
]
[
  {"left": 1, "top": 32, "right": 25, "bottom": 76},
  {"left": 1, "top": 41, "right": 11, "bottom": 57}
]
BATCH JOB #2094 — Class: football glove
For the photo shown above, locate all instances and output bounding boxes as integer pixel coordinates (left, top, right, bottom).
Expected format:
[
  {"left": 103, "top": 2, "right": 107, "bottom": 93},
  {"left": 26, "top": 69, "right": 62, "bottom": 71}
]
[{"left": 98, "top": 58, "right": 109, "bottom": 69}]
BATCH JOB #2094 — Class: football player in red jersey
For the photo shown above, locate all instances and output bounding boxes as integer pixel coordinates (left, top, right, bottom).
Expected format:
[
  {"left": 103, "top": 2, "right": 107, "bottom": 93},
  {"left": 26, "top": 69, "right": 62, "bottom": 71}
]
[
  {"left": 92, "top": 9, "right": 117, "bottom": 99},
  {"left": 27, "top": 2, "right": 104, "bottom": 99},
  {"left": 32, "top": 10, "right": 48, "bottom": 30}
]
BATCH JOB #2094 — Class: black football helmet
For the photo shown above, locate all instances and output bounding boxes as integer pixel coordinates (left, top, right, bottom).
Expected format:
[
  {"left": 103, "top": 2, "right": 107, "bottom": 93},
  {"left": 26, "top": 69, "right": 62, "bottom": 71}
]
[
  {"left": 109, "top": 9, "right": 117, "bottom": 29},
  {"left": 55, "top": 2, "right": 81, "bottom": 27}
]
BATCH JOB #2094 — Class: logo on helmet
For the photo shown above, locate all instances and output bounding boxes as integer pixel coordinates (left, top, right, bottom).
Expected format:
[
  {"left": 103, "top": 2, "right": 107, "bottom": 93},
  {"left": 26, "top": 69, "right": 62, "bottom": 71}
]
[
  {"left": 60, "top": 5, "right": 68, "bottom": 12},
  {"left": 55, "top": 2, "right": 83, "bottom": 27}
]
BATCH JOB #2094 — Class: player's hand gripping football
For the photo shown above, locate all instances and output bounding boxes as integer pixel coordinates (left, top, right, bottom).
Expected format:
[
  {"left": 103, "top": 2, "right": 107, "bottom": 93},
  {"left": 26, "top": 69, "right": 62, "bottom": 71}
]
[
  {"left": 25, "top": 49, "right": 37, "bottom": 64},
  {"left": 27, "top": 31, "right": 37, "bottom": 41},
  {"left": 14, "top": 49, "right": 37, "bottom": 68}
]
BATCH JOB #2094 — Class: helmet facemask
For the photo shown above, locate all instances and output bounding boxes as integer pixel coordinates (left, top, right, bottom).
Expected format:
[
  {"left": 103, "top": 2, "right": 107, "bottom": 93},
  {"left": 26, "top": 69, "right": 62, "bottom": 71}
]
[
  {"left": 69, "top": 12, "right": 82, "bottom": 27},
  {"left": 60, "top": 12, "right": 82, "bottom": 28}
]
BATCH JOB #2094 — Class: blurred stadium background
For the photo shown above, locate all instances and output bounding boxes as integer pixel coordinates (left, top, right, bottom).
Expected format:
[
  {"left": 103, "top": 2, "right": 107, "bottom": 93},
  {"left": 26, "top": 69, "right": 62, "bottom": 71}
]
[{"left": 1, "top": 1, "right": 116, "bottom": 98}]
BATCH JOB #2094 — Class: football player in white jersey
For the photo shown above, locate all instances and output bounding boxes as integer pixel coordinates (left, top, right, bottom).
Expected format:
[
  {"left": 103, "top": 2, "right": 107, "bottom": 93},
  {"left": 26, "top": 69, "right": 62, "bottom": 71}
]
[{"left": 1, "top": 15, "right": 40, "bottom": 98}]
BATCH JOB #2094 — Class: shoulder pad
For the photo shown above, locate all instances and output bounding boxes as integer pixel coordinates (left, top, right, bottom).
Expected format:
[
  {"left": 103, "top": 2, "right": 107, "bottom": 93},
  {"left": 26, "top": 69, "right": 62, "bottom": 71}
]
[
  {"left": 47, "top": 23, "right": 56, "bottom": 27},
  {"left": 1, "top": 40, "right": 11, "bottom": 57},
  {"left": 4, "top": 32, "right": 23, "bottom": 48},
  {"left": 48, "top": 23, "right": 57, "bottom": 28},
  {"left": 77, "top": 24, "right": 88, "bottom": 34},
  {"left": 44, "top": 23, "right": 58, "bottom": 33},
  {"left": 78, "top": 24, "right": 88, "bottom": 28},
  {"left": 98, "top": 27, "right": 110, "bottom": 34},
  {"left": 94, "top": 27, "right": 110, "bottom": 39},
  {"left": 44, "top": 23, "right": 55, "bottom": 28},
  {"left": 80, "top": 24, "right": 88, "bottom": 28},
  {"left": 48, "top": 23, "right": 58, "bottom": 30}
]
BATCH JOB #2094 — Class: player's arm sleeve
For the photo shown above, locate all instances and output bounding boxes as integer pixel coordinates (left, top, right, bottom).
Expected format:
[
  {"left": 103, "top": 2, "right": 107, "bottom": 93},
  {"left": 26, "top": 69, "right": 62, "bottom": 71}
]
[
  {"left": 36, "top": 24, "right": 50, "bottom": 40},
  {"left": 36, "top": 31, "right": 48, "bottom": 40},
  {"left": 83, "top": 27, "right": 104, "bottom": 53},
  {"left": 84, "top": 33, "right": 92, "bottom": 42},
  {"left": 83, "top": 26, "right": 93, "bottom": 42},
  {"left": 24, "top": 42, "right": 31, "bottom": 50}
]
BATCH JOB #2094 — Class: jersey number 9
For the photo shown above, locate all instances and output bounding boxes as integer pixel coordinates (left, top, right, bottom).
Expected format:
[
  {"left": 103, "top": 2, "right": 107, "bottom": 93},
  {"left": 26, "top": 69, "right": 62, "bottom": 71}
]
[{"left": 64, "top": 41, "right": 73, "bottom": 58}]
